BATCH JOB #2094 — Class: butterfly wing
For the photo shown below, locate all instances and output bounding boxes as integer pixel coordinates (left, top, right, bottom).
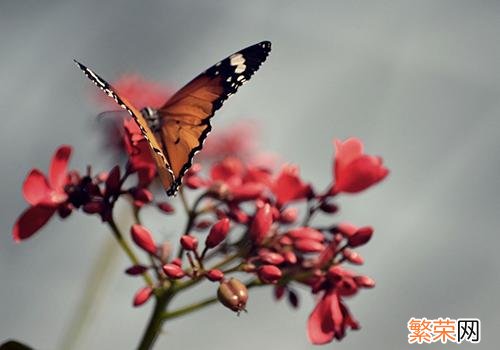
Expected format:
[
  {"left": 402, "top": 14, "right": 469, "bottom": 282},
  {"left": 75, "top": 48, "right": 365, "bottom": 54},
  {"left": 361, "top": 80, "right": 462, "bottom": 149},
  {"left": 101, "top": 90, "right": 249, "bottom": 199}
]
[
  {"left": 158, "top": 41, "right": 271, "bottom": 195},
  {"left": 74, "top": 60, "right": 175, "bottom": 191}
]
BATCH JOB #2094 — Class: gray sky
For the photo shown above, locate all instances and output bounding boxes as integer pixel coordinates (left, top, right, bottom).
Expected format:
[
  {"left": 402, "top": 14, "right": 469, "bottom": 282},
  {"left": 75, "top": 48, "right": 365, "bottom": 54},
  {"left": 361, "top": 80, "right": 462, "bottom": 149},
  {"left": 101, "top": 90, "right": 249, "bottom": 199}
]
[{"left": 1, "top": 1, "right": 499, "bottom": 349}]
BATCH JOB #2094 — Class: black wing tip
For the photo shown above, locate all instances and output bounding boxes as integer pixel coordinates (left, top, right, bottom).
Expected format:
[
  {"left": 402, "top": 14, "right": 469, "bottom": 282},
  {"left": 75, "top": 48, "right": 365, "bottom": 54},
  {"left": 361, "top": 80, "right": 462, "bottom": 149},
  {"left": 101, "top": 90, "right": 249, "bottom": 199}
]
[{"left": 73, "top": 59, "right": 86, "bottom": 70}]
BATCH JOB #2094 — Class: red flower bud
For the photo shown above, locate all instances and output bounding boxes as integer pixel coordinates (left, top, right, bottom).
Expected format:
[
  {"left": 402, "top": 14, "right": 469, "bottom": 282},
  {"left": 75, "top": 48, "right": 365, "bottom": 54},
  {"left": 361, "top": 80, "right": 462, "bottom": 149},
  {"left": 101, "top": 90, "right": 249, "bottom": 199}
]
[
  {"left": 294, "top": 239, "right": 325, "bottom": 253},
  {"left": 348, "top": 226, "right": 373, "bottom": 247},
  {"left": 283, "top": 251, "right": 297, "bottom": 264},
  {"left": 157, "top": 202, "right": 175, "bottom": 214},
  {"left": 279, "top": 207, "right": 298, "bottom": 224},
  {"left": 58, "top": 202, "right": 73, "bottom": 218},
  {"left": 180, "top": 235, "right": 198, "bottom": 251},
  {"left": 205, "top": 218, "right": 230, "bottom": 248},
  {"left": 195, "top": 220, "right": 213, "bottom": 230},
  {"left": 319, "top": 201, "right": 338, "bottom": 214},
  {"left": 274, "top": 285, "right": 286, "bottom": 300},
  {"left": 185, "top": 175, "right": 205, "bottom": 189},
  {"left": 83, "top": 201, "right": 104, "bottom": 214},
  {"left": 258, "top": 265, "right": 282, "bottom": 284},
  {"left": 354, "top": 275, "right": 376, "bottom": 288},
  {"left": 206, "top": 269, "right": 224, "bottom": 282},
  {"left": 162, "top": 263, "right": 185, "bottom": 279},
  {"left": 231, "top": 182, "right": 265, "bottom": 201},
  {"left": 105, "top": 165, "right": 121, "bottom": 196},
  {"left": 130, "top": 224, "right": 157, "bottom": 255},
  {"left": 258, "top": 250, "right": 285, "bottom": 265},
  {"left": 287, "top": 227, "right": 325, "bottom": 242},
  {"left": 288, "top": 290, "right": 299, "bottom": 308},
  {"left": 249, "top": 203, "right": 273, "bottom": 244},
  {"left": 132, "top": 188, "right": 153, "bottom": 207},
  {"left": 125, "top": 265, "right": 148, "bottom": 275},
  {"left": 217, "top": 278, "right": 248, "bottom": 312},
  {"left": 133, "top": 286, "right": 153, "bottom": 307},
  {"left": 343, "top": 248, "right": 364, "bottom": 265},
  {"left": 157, "top": 242, "right": 171, "bottom": 263},
  {"left": 171, "top": 258, "right": 182, "bottom": 266},
  {"left": 336, "top": 222, "right": 358, "bottom": 237}
]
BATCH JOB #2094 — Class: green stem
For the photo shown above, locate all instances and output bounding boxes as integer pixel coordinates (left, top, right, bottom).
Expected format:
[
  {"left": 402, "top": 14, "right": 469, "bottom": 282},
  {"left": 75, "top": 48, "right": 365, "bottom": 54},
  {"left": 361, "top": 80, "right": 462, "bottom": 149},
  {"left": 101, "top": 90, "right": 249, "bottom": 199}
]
[
  {"left": 108, "top": 217, "right": 154, "bottom": 287},
  {"left": 162, "top": 279, "right": 263, "bottom": 321},
  {"left": 163, "top": 296, "right": 218, "bottom": 321},
  {"left": 137, "top": 291, "right": 173, "bottom": 350}
]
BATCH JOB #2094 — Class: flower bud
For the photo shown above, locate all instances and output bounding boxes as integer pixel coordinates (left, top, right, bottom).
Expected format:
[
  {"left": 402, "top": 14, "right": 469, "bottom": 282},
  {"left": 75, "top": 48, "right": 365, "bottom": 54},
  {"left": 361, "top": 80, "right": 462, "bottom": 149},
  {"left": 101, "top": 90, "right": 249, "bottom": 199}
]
[
  {"left": 258, "top": 250, "right": 285, "bottom": 265},
  {"left": 354, "top": 275, "right": 376, "bottom": 288},
  {"left": 205, "top": 218, "right": 230, "bottom": 248},
  {"left": 283, "top": 251, "right": 297, "bottom": 264},
  {"left": 293, "top": 239, "right": 325, "bottom": 253},
  {"left": 105, "top": 165, "right": 121, "bottom": 196},
  {"left": 157, "top": 241, "right": 171, "bottom": 263},
  {"left": 206, "top": 269, "right": 224, "bottom": 282},
  {"left": 133, "top": 286, "right": 153, "bottom": 307},
  {"left": 162, "top": 263, "right": 185, "bottom": 279},
  {"left": 171, "top": 258, "right": 182, "bottom": 266},
  {"left": 287, "top": 227, "right": 325, "bottom": 242},
  {"left": 58, "top": 202, "right": 73, "bottom": 218},
  {"left": 157, "top": 202, "right": 175, "bottom": 214},
  {"left": 125, "top": 265, "right": 148, "bottom": 275},
  {"left": 348, "top": 226, "right": 373, "bottom": 247},
  {"left": 258, "top": 265, "right": 282, "bottom": 284},
  {"left": 249, "top": 203, "right": 273, "bottom": 244},
  {"left": 131, "top": 224, "right": 157, "bottom": 255},
  {"left": 217, "top": 278, "right": 248, "bottom": 312},
  {"left": 195, "top": 220, "right": 213, "bottom": 230},
  {"left": 343, "top": 248, "right": 364, "bottom": 265},
  {"left": 132, "top": 188, "right": 153, "bottom": 207},
  {"left": 319, "top": 201, "right": 338, "bottom": 214},
  {"left": 83, "top": 201, "right": 104, "bottom": 214},
  {"left": 279, "top": 207, "right": 298, "bottom": 224},
  {"left": 288, "top": 290, "right": 299, "bottom": 308},
  {"left": 180, "top": 235, "right": 198, "bottom": 251},
  {"left": 274, "top": 285, "right": 286, "bottom": 300},
  {"left": 185, "top": 175, "right": 205, "bottom": 189}
]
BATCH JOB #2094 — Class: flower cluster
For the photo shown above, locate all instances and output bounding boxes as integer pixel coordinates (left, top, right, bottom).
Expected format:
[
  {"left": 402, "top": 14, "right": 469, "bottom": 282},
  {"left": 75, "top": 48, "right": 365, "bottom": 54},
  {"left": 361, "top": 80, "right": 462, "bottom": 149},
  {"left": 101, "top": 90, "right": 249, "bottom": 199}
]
[{"left": 12, "top": 75, "right": 389, "bottom": 347}]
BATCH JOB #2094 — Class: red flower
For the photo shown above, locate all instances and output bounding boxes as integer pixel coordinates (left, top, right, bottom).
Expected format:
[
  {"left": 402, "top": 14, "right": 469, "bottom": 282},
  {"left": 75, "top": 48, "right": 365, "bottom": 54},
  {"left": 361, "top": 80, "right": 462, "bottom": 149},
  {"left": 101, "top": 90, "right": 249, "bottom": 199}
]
[
  {"left": 200, "top": 120, "right": 259, "bottom": 161},
  {"left": 13, "top": 146, "right": 72, "bottom": 241},
  {"left": 104, "top": 74, "right": 172, "bottom": 110},
  {"left": 307, "top": 290, "right": 359, "bottom": 344},
  {"left": 272, "top": 165, "right": 311, "bottom": 206},
  {"left": 209, "top": 157, "right": 267, "bottom": 202},
  {"left": 122, "top": 118, "right": 157, "bottom": 187},
  {"left": 332, "top": 138, "right": 389, "bottom": 194}
]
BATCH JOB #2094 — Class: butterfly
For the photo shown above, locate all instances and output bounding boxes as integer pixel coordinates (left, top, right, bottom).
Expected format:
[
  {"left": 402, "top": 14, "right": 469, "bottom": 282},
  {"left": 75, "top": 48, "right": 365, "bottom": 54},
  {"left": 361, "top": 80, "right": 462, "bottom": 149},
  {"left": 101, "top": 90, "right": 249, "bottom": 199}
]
[{"left": 75, "top": 41, "right": 271, "bottom": 196}]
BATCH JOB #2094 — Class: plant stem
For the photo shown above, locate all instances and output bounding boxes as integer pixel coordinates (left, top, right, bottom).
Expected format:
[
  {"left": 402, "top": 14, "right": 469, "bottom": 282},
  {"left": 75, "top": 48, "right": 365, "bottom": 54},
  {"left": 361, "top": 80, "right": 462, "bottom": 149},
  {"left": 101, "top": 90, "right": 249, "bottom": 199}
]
[
  {"left": 108, "top": 217, "right": 154, "bottom": 287},
  {"left": 163, "top": 296, "right": 218, "bottom": 321},
  {"left": 137, "top": 291, "right": 173, "bottom": 350}
]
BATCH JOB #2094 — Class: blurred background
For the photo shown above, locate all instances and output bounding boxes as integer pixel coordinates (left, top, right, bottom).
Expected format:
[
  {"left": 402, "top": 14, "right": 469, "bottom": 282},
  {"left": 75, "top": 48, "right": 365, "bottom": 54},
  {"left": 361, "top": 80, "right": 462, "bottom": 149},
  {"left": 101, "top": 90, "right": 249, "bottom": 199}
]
[{"left": 1, "top": 0, "right": 499, "bottom": 349}]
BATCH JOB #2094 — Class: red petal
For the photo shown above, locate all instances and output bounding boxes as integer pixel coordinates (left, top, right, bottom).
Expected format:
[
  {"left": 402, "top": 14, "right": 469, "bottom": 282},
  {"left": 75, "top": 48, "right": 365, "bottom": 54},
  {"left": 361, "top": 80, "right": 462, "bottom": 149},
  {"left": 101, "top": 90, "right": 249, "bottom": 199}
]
[
  {"left": 307, "top": 292, "right": 335, "bottom": 344},
  {"left": 210, "top": 157, "right": 245, "bottom": 182},
  {"left": 272, "top": 164, "right": 311, "bottom": 206},
  {"left": 49, "top": 145, "right": 72, "bottom": 190},
  {"left": 22, "top": 169, "right": 52, "bottom": 205},
  {"left": 13, "top": 205, "right": 56, "bottom": 241},
  {"left": 334, "top": 138, "right": 363, "bottom": 175}
]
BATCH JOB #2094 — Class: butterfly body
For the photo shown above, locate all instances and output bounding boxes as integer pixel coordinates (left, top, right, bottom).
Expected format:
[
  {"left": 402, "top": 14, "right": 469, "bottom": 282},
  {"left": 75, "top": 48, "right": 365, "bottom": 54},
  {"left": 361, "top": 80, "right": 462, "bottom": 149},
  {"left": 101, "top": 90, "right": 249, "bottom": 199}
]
[{"left": 76, "top": 41, "right": 271, "bottom": 196}]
